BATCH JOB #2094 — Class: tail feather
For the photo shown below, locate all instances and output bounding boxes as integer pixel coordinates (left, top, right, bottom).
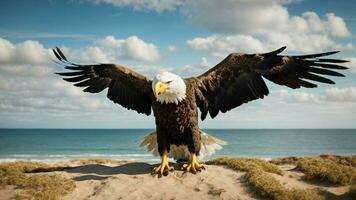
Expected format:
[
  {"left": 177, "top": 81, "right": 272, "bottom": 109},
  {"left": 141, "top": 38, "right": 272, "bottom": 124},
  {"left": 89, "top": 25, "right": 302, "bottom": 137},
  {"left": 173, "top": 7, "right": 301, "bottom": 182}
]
[
  {"left": 139, "top": 131, "right": 226, "bottom": 161},
  {"left": 140, "top": 132, "right": 159, "bottom": 157}
]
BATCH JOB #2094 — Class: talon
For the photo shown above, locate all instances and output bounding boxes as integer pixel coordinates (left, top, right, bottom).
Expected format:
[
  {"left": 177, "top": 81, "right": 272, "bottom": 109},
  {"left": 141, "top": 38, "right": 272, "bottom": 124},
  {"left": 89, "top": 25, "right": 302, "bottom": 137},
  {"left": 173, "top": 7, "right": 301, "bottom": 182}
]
[
  {"left": 152, "top": 151, "right": 174, "bottom": 176},
  {"left": 181, "top": 153, "right": 204, "bottom": 173}
]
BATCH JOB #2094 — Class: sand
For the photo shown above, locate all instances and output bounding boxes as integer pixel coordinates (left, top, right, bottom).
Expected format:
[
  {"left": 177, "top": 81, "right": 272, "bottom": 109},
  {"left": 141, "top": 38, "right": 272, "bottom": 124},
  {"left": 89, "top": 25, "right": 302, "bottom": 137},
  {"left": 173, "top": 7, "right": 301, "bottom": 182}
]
[
  {"left": 0, "top": 160, "right": 352, "bottom": 200},
  {"left": 61, "top": 162, "right": 257, "bottom": 200}
]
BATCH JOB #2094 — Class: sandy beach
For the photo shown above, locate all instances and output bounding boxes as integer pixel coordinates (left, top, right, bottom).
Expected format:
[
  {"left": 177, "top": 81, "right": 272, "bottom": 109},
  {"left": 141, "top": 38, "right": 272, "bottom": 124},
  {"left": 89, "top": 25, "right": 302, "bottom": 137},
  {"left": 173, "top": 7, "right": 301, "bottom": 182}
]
[
  {"left": 1, "top": 156, "right": 355, "bottom": 200},
  {"left": 62, "top": 162, "right": 254, "bottom": 200}
]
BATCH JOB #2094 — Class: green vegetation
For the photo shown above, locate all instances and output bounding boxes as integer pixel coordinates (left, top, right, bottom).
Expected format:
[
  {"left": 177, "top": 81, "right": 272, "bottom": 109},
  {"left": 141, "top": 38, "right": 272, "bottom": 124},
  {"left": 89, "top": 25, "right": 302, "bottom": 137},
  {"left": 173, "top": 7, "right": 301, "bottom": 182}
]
[
  {"left": 0, "top": 161, "right": 75, "bottom": 200},
  {"left": 206, "top": 157, "right": 324, "bottom": 200}
]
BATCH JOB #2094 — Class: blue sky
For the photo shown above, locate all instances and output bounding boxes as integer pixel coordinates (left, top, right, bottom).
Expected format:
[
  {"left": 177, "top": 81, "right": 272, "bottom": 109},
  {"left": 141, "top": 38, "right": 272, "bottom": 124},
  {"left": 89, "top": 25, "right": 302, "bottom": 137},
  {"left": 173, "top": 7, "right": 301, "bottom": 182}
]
[{"left": 0, "top": 0, "right": 355, "bottom": 128}]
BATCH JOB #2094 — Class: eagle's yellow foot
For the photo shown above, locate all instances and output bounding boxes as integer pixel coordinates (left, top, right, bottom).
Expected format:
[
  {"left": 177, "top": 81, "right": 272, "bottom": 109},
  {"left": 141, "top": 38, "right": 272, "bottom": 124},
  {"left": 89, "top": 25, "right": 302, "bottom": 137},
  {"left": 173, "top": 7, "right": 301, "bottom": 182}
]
[
  {"left": 152, "top": 152, "right": 174, "bottom": 176},
  {"left": 181, "top": 153, "right": 205, "bottom": 173}
]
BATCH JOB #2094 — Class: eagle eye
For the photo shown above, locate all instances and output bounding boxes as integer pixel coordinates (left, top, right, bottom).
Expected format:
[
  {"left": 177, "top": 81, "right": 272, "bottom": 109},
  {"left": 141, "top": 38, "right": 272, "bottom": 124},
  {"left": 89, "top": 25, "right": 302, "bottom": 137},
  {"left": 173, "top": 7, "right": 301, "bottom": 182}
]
[{"left": 166, "top": 80, "right": 172, "bottom": 84}]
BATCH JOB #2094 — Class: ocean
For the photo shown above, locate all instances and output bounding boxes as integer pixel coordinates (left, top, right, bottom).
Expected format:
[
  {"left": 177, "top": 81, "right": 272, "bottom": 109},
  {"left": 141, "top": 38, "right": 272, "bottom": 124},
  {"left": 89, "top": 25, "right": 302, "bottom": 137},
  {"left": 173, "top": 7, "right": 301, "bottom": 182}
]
[{"left": 0, "top": 129, "right": 355, "bottom": 163}]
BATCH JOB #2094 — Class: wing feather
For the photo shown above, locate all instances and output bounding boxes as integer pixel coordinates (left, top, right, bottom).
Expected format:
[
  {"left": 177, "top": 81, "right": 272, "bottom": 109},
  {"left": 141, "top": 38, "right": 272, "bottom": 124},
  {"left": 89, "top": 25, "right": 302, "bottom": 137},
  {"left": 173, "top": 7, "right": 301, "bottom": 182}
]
[
  {"left": 53, "top": 48, "right": 152, "bottom": 115},
  {"left": 187, "top": 47, "right": 348, "bottom": 120}
]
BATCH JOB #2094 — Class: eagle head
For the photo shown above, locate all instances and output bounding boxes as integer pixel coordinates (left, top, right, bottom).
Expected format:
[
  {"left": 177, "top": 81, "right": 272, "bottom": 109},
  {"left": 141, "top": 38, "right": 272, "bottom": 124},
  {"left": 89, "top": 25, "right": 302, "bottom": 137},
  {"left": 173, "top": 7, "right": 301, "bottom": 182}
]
[{"left": 152, "top": 71, "right": 186, "bottom": 104}]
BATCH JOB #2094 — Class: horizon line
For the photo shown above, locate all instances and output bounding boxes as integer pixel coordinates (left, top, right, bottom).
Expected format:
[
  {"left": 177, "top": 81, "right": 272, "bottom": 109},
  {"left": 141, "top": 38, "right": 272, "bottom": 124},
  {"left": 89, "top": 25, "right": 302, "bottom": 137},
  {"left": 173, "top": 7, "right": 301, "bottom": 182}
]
[{"left": 1, "top": 128, "right": 356, "bottom": 130}]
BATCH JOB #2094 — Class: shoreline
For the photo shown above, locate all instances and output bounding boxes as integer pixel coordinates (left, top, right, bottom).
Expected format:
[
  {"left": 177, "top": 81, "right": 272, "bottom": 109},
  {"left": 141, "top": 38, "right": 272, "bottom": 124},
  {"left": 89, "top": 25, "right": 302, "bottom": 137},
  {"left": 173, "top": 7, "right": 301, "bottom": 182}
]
[{"left": 2, "top": 153, "right": 356, "bottom": 163}]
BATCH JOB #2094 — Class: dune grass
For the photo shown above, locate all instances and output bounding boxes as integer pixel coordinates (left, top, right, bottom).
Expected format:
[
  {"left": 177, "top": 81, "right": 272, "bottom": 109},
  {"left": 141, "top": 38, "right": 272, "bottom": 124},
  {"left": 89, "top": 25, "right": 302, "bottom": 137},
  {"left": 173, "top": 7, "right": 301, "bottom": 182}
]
[
  {"left": 206, "top": 157, "right": 324, "bottom": 200},
  {"left": 0, "top": 161, "right": 75, "bottom": 200},
  {"left": 271, "top": 155, "right": 356, "bottom": 197},
  {"left": 0, "top": 161, "right": 50, "bottom": 186},
  {"left": 270, "top": 156, "right": 301, "bottom": 165},
  {"left": 206, "top": 157, "right": 284, "bottom": 175},
  {"left": 295, "top": 157, "right": 355, "bottom": 186},
  {"left": 271, "top": 155, "right": 356, "bottom": 167},
  {"left": 349, "top": 184, "right": 356, "bottom": 199},
  {"left": 318, "top": 155, "right": 356, "bottom": 167}
]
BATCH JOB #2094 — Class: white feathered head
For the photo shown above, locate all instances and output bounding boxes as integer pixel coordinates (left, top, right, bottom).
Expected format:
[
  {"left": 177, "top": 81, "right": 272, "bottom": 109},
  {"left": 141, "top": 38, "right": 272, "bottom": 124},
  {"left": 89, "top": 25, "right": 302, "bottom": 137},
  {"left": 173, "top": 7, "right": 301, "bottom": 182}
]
[{"left": 152, "top": 71, "right": 186, "bottom": 104}]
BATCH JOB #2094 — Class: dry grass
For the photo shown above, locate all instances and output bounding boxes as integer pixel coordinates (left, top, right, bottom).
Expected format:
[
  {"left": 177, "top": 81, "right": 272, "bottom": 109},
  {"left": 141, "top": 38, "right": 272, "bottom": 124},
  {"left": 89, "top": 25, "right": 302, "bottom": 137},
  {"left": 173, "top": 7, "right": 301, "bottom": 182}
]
[
  {"left": 319, "top": 154, "right": 356, "bottom": 167},
  {"left": 296, "top": 157, "right": 355, "bottom": 185},
  {"left": 270, "top": 156, "right": 300, "bottom": 165},
  {"left": 349, "top": 184, "right": 356, "bottom": 199},
  {"left": 206, "top": 157, "right": 324, "bottom": 200},
  {"left": 0, "top": 161, "right": 51, "bottom": 186},
  {"left": 271, "top": 155, "right": 356, "bottom": 187},
  {"left": 245, "top": 168, "right": 289, "bottom": 200},
  {"left": 288, "top": 189, "right": 325, "bottom": 200},
  {"left": 206, "top": 157, "right": 284, "bottom": 175},
  {"left": 271, "top": 155, "right": 356, "bottom": 167},
  {"left": 0, "top": 161, "right": 75, "bottom": 200},
  {"left": 246, "top": 169, "right": 324, "bottom": 200},
  {"left": 14, "top": 174, "right": 75, "bottom": 200}
]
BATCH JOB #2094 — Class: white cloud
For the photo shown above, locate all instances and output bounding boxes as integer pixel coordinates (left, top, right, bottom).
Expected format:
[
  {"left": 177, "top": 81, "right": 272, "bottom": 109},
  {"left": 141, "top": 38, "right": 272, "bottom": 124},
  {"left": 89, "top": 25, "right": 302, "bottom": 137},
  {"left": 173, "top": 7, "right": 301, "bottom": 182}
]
[
  {"left": 323, "top": 87, "right": 356, "bottom": 102},
  {"left": 0, "top": 35, "right": 160, "bottom": 68},
  {"left": 0, "top": 37, "right": 51, "bottom": 65},
  {"left": 173, "top": 57, "right": 214, "bottom": 77},
  {"left": 200, "top": 57, "right": 210, "bottom": 68},
  {"left": 167, "top": 45, "right": 177, "bottom": 53},
  {"left": 0, "top": 77, "right": 111, "bottom": 114},
  {"left": 183, "top": 1, "right": 352, "bottom": 57},
  {"left": 183, "top": 0, "right": 290, "bottom": 33},
  {"left": 0, "top": 36, "right": 162, "bottom": 127},
  {"left": 187, "top": 34, "right": 265, "bottom": 57},
  {"left": 325, "top": 13, "right": 351, "bottom": 38},
  {"left": 89, "top": 0, "right": 185, "bottom": 12},
  {"left": 60, "top": 46, "right": 111, "bottom": 63},
  {"left": 343, "top": 57, "right": 356, "bottom": 73},
  {"left": 96, "top": 35, "right": 160, "bottom": 62},
  {"left": 182, "top": 1, "right": 351, "bottom": 37},
  {"left": 129, "top": 64, "right": 171, "bottom": 78},
  {"left": 278, "top": 87, "right": 356, "bottom": 103},
  {"left": 187, "top": 32, "right": 354, "bottom": 58},
  {"left": 84, "top": 0, "right": 353, "bottom": 58},
  {"left": 0, "top": 64, "right": 53, "bottom": 77}
]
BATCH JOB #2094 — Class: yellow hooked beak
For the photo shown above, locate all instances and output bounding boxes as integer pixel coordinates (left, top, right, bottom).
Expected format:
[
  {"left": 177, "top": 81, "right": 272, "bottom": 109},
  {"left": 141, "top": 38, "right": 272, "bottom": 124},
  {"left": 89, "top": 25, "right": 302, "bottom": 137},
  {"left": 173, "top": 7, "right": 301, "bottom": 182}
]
[{"left": 154, "top": 81, "right": 167, "bottom": 98}]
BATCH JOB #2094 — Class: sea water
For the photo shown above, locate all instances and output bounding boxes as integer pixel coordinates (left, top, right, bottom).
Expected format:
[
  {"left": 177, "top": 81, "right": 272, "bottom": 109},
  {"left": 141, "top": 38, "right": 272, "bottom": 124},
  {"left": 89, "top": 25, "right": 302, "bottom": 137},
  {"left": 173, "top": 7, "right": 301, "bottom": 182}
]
[{"left": 0, "top": 129, "right": 355, "bottom": 163}]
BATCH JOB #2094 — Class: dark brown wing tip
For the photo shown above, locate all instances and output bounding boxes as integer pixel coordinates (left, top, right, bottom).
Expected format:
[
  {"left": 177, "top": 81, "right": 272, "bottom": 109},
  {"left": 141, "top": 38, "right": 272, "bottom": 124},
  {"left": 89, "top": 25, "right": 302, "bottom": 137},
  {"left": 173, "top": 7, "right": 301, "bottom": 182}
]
[
  {"left": 55, "top": 47, "right": 68, "bottom": 61},
  {"left": 316, "top": 58, "right": 349, "bottom": 63},
  {"left": 262, "top": 46, "right": 287, "bottom": 56},
  {"left": 53, "top": 48, "right": 62, "bottom": 61},
  {"left": 294, "top": 51, "right": 340, "bottom": 59}
]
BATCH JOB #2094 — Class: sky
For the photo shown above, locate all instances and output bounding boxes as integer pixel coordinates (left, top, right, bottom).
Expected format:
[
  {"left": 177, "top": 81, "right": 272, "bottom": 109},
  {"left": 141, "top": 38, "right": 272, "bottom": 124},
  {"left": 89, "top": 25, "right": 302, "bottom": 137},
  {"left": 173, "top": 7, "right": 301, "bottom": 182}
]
[{"left": 0, "top": 0, "right": 356, "bottom": 129}]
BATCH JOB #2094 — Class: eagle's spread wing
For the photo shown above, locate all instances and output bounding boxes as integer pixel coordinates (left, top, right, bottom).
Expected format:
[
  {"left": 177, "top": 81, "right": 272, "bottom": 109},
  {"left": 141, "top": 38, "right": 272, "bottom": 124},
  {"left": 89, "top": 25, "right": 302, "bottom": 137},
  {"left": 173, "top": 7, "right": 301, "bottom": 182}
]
[
  {"left": 188, "top": 46, "right": 348, "bottom": 120},
  {"left": 53, "top": 48, "right": 152, "bottom": 115}
]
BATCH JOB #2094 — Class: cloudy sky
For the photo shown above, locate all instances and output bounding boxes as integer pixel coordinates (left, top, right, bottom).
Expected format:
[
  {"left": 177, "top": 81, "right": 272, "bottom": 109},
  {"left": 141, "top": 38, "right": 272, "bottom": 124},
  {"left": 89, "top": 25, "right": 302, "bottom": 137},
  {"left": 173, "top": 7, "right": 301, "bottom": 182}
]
[{"left": 0, "top": 0, "right": 355, "bottom": 128}]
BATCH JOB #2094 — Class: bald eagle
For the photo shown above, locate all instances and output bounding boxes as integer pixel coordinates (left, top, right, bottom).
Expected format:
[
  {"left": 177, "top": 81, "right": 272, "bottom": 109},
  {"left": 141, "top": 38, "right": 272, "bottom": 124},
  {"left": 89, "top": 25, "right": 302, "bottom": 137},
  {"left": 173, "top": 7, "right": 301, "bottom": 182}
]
[{"left": 53, "top": 46, "right": 348, "bottom": 175}]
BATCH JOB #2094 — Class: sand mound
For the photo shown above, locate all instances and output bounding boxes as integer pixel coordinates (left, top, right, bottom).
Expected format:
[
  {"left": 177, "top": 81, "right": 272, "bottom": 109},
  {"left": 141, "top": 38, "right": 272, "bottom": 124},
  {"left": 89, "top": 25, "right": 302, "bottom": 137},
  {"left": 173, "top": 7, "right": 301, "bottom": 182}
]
[{"left": 62, "top": 163, "right": 256, "bottom": 200}]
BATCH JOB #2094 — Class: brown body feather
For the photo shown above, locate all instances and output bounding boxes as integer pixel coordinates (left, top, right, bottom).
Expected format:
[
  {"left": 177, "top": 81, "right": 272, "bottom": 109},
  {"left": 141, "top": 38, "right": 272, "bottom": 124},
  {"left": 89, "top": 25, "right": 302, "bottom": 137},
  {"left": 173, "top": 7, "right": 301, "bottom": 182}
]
[
  {"left": 53, "top": 47, "right": 348, "bottom": 158},
  {"left": 152, "top": 81, "right": 201, "bottom": 155}
]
